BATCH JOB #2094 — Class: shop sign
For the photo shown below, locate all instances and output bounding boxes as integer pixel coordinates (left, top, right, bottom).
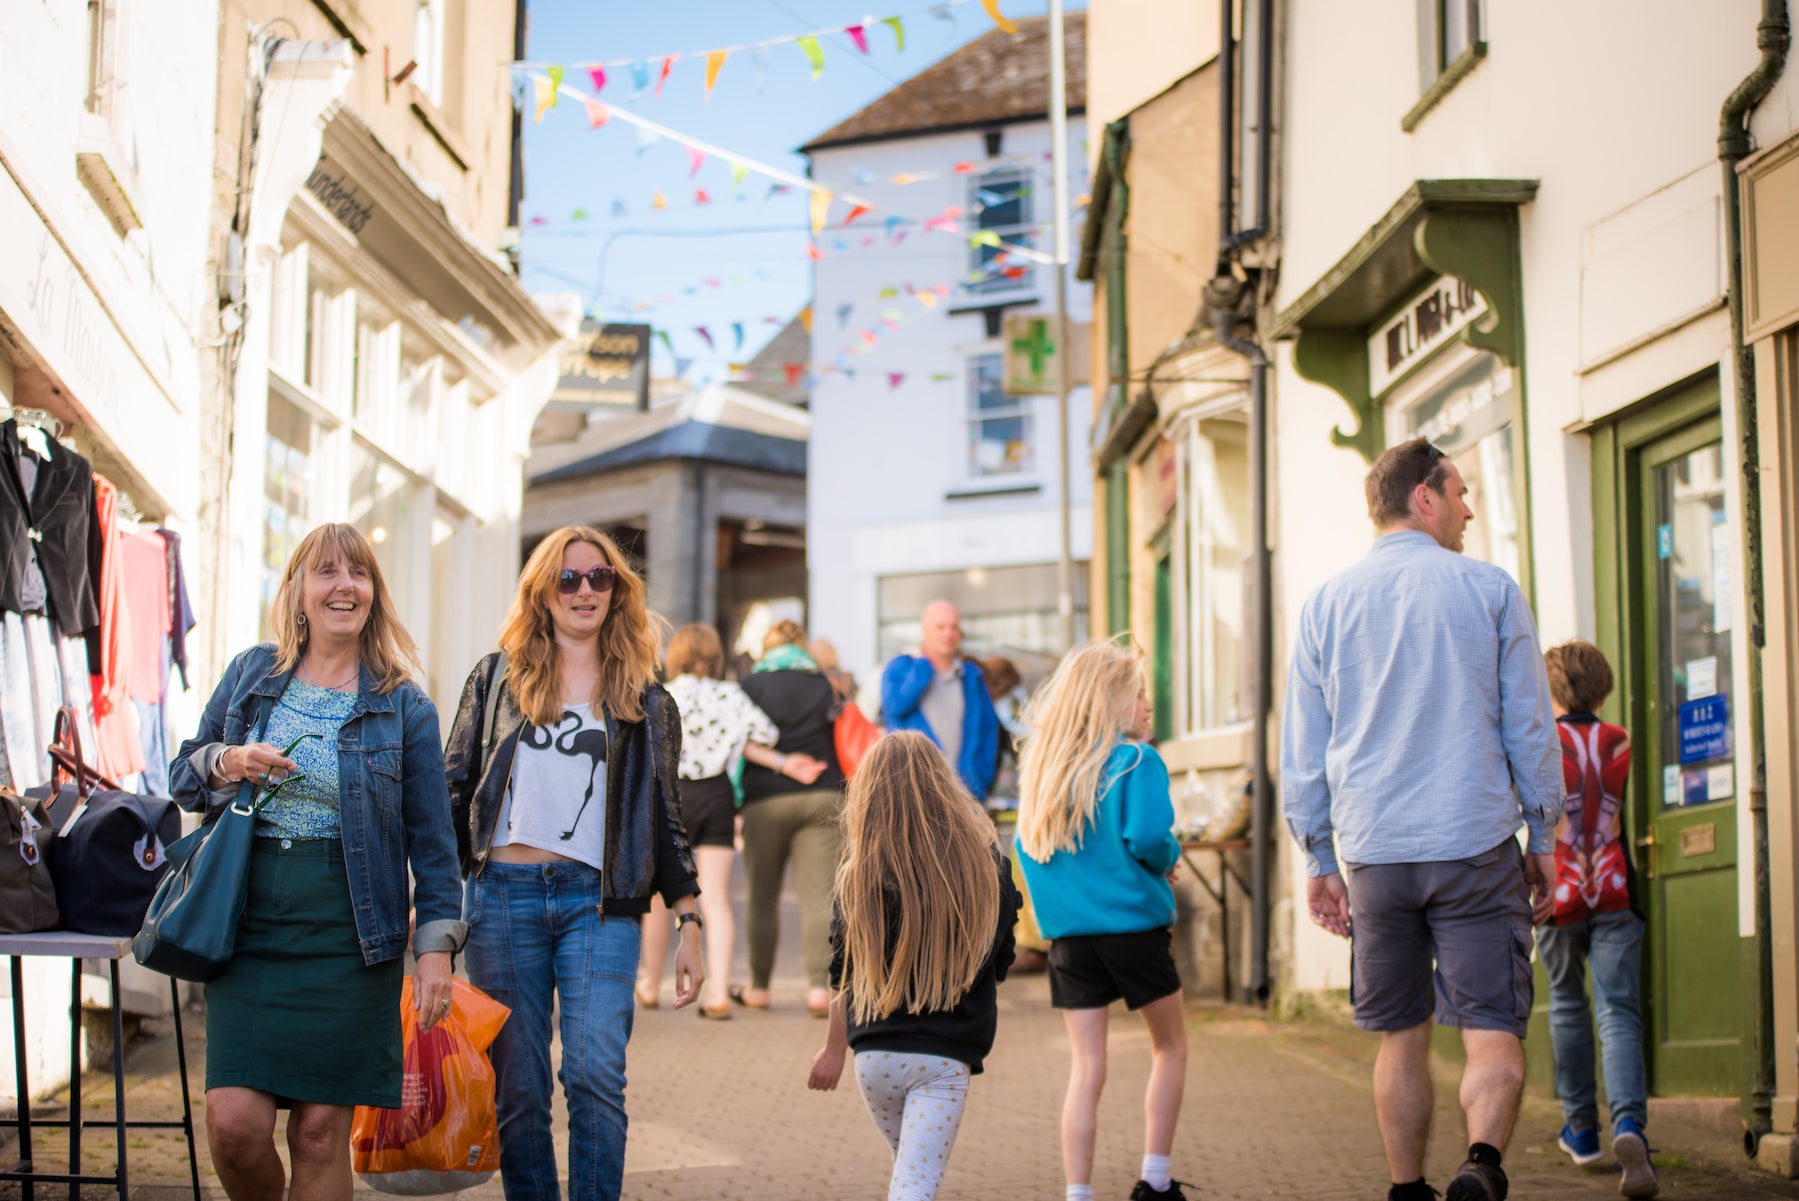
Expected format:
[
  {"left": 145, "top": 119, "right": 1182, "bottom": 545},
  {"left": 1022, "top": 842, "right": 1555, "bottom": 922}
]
[
  {"left": 1003, "top": 313, "right": 1058, "bottom": 395},
  {"left": 1677, "top": 695, "right": 1731, "bottom": 764},
  {"left": 1368, "top": 275, "right": 1487, "bottom": 395},
  {"left": 304, "top": 156, "right": 374, "bottom": 236},
  {"left": 555, "top": 321, "right": 651, "bottom": 410}
]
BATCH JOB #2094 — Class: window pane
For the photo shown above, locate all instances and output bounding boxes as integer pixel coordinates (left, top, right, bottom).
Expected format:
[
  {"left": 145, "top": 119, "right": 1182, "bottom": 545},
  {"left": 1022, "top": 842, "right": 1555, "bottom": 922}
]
[
  {"left": 260, "top": 396, "right": 316, "bottom": 641},
  {"left": 973, "top": 416, "right": 1030, "bottom": 475},
  {"left": 1182, "top": 414, "right": 1249, "bottom": 731},
  {"left": 969, "top": 170, "right": 1033, "bottom": 291}
]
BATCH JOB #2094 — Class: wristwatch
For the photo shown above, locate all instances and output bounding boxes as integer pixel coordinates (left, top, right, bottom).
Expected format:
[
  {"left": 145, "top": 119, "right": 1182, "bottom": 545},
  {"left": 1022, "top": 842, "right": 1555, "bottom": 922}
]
[{"left": 675, "top": 911, "right": 704, "bottom": 934}]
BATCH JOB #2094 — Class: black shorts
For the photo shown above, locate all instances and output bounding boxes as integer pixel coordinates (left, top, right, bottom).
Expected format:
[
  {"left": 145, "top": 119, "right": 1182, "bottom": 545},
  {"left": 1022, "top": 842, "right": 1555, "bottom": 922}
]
[
  {"left": 678, "top": 774, "right": 735, "bottom": 849},
  {"left": 1047, "top": 928, "right": 1182, "bottom": 1010}
]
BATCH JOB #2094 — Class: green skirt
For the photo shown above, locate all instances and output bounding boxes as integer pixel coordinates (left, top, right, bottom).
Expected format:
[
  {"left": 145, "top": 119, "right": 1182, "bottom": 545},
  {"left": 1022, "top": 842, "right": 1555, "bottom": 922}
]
[{"left": 205, "top": 838, "right": 403, "bottom": 1107}]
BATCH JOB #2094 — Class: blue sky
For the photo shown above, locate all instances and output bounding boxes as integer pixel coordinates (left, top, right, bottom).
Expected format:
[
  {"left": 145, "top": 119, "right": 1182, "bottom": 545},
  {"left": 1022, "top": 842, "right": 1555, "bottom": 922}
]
[{"left": 517, "top": 0, "right": 1086, "bottom": 383}]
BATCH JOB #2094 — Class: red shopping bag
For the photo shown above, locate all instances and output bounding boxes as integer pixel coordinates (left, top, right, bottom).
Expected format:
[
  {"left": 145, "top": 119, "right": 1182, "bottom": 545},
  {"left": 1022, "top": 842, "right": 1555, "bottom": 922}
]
[
  {"left": 834, "top": 701, "right": 882, "bottom": 779},
  {"left": 351, "top": 976, "right": 510, "bottom": 1196}
]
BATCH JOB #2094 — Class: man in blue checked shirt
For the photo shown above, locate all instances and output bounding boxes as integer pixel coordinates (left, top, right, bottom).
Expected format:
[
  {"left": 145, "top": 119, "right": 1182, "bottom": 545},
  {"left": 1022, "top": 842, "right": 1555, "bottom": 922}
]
[{"left": 1281, "top": 438, "right": 1563, "bottom": 1201}]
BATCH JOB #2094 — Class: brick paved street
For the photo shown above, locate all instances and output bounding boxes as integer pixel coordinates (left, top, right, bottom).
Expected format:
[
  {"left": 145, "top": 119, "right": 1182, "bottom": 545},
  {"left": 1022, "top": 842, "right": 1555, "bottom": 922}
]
[{"left": 9, "top": 862, "right": 1799, "bottom": 1199}]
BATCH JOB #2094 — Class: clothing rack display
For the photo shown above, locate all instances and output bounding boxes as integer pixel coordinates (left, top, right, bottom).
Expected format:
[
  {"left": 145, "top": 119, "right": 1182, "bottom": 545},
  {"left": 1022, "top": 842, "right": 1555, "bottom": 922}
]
[{"left": 0, "top": 415, "right": 196, "bottom": 796}]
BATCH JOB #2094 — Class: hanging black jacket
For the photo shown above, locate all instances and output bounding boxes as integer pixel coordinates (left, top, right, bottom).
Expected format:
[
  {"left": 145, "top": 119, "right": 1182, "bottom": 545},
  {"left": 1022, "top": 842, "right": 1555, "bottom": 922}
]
[
  {"left": 442, "top": 651, "right": 700, "bottom": 914},
  {"left": 0, "top": 420, "right": 98, "bottom": 628}
]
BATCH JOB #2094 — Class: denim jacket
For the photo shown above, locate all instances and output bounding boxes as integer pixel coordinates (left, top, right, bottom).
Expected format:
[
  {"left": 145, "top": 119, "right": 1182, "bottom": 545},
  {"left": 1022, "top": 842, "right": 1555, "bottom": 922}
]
[{"left": 168, "top": 644, "right": 467, "bottom": 965}]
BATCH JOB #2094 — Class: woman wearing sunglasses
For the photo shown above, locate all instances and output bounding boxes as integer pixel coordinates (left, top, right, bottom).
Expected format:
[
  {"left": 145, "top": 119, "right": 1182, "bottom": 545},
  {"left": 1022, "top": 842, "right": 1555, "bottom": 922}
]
[
  {"left": 444, "top": 524, "right": 701, "bottom": 1201},
  {"left": 168, "top": 523, "right": 465, "bottom": 1201}
]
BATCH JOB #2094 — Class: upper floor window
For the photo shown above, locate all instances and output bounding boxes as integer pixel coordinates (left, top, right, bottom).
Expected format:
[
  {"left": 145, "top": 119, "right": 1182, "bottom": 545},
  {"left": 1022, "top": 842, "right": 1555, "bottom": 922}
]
[
  {"left": 83, "top": 0, "right": 117, "bottom": 117},
  {"left": 1419, "top": 0, "right": 1484, "bottom": 89},
  {"left": 413, "top": 0, "right": 446, "bottom": 105},
  {"left": 967, "top": 168, "right": 1033, "bottom": 294},
  {"left": 968, "top": 353, "right": 1032, "bottom": 478}
]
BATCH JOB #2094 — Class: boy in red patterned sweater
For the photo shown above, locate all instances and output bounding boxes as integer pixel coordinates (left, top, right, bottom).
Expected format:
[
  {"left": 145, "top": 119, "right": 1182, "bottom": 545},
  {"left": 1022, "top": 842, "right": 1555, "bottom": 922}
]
[{"left": 1538, "top": 641, "right": 1656, "bottom": 1199}]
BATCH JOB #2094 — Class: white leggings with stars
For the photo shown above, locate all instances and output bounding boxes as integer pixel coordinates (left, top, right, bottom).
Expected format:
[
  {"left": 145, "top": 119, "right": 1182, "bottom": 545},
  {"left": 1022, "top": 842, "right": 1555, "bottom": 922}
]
[{"left": 853, "top": 1051, "right": 973, "bottom": 1201}]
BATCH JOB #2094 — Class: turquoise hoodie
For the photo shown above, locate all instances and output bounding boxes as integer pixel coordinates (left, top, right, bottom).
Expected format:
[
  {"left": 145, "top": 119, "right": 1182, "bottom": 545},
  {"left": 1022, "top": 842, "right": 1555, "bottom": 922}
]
[{"left": 1019, "top": 742, "right": 1182, "bottom": 939}]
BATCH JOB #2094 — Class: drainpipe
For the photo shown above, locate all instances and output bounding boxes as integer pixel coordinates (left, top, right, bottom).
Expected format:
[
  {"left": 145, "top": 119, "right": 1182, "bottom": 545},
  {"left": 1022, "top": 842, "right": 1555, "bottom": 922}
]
[
  {"left": 1720, "top": 0, "right": 1789, "bottom": 1155},
  {"left": 1212, "top": 0, "right": 1277, "bottom": 1003}
]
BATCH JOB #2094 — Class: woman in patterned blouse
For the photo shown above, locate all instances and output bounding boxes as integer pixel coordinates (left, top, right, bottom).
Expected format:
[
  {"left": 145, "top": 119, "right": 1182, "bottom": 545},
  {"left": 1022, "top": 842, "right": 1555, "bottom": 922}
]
[{"left": 638, "top": 623, "right": 811, "bottom": 1018}]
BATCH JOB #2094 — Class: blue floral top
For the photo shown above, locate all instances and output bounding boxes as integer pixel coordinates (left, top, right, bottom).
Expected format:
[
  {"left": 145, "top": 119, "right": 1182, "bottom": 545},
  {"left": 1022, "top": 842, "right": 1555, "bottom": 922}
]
[{"left": 254, "top": 678, "right": 356, "bottom": 840}]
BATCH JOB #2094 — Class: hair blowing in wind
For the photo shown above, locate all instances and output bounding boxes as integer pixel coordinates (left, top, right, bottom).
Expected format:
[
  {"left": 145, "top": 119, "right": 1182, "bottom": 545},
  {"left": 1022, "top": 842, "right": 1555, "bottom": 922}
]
[
  {"left": 1015, "top": 641, "right": 1149, "bottom": 863},
  {"left": 835, "top": 732, "right": 1000, "bottom": 1026}
]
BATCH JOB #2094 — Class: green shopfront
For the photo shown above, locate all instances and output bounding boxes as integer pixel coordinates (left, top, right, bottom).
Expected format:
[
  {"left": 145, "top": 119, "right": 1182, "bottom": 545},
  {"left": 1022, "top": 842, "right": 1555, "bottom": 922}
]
[{"left": 1274, "top": 180, "right": 1750, "bottom": 1107}]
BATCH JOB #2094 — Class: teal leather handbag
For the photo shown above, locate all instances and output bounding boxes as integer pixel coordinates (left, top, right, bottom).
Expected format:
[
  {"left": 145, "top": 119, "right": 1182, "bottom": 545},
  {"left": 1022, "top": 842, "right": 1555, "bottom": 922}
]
[{"left": 133, "top": 702, "right": 315, "bottom": 982}]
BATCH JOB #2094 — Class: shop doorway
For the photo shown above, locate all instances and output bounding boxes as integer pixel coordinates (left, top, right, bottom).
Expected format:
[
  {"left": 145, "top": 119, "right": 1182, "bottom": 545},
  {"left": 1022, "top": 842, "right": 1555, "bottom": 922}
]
[{"left": 1596, "top": 375, "right": 1744, "bottom": 1097}]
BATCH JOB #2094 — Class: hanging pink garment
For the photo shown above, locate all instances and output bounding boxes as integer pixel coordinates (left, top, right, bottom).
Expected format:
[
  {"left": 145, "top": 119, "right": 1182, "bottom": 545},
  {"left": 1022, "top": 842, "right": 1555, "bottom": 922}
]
[
  {"left": 120, "top": 530, "right": 171, "bottom": 705},
  {"left": 88, "top": 475, "right": 144, "bottom": 778}
]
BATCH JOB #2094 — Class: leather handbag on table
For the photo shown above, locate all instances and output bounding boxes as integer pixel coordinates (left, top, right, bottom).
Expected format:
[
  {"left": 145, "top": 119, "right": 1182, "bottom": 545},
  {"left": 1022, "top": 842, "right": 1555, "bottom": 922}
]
[
  {"left": 134, "top": 696, "right": 281, "bottom": 982},
  {"left": 31, "top": 707, "right": 181, "bottom": 937},
  {"left": 0, "top": 789, "right": 60, "bottom": 934}
]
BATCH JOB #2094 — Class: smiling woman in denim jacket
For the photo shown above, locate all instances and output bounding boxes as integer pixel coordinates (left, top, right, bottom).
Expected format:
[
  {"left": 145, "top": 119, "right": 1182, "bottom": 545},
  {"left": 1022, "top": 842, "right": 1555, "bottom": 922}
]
[
  {"left": 444, "top": 524, "right": 702, "bottom": 1201},
  {"left": 168, "top": 523, "right": 465, "bottom": 1201}
]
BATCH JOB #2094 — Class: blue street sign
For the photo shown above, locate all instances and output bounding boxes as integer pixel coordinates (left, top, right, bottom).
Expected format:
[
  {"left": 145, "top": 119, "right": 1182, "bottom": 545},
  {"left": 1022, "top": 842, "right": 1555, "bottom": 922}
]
[{"left": 1678, "top": 696, "right": 1730, "bottom": 764}]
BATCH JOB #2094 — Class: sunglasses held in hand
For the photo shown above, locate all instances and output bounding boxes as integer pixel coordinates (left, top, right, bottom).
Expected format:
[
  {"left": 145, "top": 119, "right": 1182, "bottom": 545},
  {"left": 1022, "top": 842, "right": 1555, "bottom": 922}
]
[
  {"left": 232, "top": 732, "right": 323, "bottom": 815},
  {"left": 558, "top": 566, "right": 618, "bottom": 595}
]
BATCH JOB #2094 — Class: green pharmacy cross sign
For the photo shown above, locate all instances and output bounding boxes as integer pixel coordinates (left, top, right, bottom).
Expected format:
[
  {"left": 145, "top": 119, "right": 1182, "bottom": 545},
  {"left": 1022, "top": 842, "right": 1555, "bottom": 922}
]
[{"left": 1004, "top": 314, "right": 1058, "bottom": 395}]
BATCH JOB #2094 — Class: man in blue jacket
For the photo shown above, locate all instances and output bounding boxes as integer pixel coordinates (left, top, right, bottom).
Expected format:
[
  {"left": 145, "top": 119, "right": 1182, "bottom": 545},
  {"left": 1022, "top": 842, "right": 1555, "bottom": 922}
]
[{"left": 881, "top": 600, "right": 1000, "bottom": 801}]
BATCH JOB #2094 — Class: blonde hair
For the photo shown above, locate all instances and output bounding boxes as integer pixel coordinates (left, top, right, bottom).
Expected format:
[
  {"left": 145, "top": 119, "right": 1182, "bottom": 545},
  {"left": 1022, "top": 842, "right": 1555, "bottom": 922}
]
[
  {"left": 666, "top": 623, "right": 725, "bottom": 679},
  {"left": 269, "top": 523, "right": 421, "bottom": 695},
  {"left": 1015, "top": 641, "right": 1147, "bottom": 862},
  {"left": 835, "top": 732, "right": 1000, "bottom": 1025},
  {"left": 499, "top": 526, "right": 667, "bottom": 726},
  {"left": 763, "top": 619, "right": 807, "bottom": 652}
]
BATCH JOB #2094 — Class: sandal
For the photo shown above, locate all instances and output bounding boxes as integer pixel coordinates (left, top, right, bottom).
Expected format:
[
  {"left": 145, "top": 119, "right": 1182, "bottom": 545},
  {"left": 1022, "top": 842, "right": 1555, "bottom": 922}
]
[
  {"left": 727, "top": 984, "right": 769, "bottom": 1010},
  {"left": 697, "top": 1004, "right": 732, "bottom": 1021}
]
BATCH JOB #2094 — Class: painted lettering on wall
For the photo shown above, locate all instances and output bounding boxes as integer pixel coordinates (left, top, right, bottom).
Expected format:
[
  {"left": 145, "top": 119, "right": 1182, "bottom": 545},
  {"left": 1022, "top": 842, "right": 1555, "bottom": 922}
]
[
  {"left": 304, "top": 158, "right": 374, "bottom": 235},
  {"left": 23, "top": 235, "right": 122, "bottom": 419}
]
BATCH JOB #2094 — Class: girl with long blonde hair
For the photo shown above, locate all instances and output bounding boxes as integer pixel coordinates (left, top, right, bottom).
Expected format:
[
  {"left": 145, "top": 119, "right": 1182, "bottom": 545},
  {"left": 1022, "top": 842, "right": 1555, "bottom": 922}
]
[
  {"left": 443, "top": 525, "right": 701, "bottom": 1201},
  {"left": 1015, "top": 641, "right": 1192, "bottom": 1201},
  {"left": 808, "top": 732, "right": 1021, "bottom": 1201}
]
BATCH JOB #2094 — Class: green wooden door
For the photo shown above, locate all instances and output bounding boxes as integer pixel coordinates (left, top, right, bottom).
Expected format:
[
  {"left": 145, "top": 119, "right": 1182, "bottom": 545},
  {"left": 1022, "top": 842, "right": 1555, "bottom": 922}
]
[
  {"left": 1629, "top": 415, "right": 1742, "bottom": 1094},
  {"left": 1153, "top": 551, "right": 1174, "bottom": 743}
]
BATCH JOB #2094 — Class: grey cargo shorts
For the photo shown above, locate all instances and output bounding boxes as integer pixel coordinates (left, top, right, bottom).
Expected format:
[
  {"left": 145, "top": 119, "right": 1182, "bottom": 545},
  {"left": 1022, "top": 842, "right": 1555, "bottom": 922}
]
[{"left": 1341, "top": 839, "right": 1534, "bottom": 1037}]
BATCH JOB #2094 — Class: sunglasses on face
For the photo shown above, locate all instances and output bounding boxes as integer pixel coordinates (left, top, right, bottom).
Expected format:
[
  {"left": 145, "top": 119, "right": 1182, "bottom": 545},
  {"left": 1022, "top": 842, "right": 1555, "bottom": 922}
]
[{"left": 558, "top": 566, "right": 618, "bottom": 596}]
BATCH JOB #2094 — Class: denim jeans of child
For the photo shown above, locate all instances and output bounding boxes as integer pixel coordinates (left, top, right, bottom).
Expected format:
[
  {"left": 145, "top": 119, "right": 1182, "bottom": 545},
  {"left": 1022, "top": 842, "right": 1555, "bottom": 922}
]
[
  {"left": 464, "top": 860, "right": 640, "bottom": 1201},
  {"left": 1536, "top": 909, "right": 1648, "bottom": 1132}
]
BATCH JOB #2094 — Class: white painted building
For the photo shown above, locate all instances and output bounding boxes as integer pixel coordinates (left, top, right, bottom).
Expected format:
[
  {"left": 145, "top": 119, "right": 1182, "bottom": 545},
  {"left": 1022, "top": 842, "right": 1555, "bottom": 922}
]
[
  {"left": 1267, "top": 0, "right": 1799, "bottom": 1133},
  {"left": 803, "top": 14, "right": 1094, "bottom": 684}
]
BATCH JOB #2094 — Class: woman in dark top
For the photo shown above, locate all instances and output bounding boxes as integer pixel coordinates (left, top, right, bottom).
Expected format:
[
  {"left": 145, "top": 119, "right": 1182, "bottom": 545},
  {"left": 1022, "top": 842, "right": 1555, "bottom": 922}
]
[
  {"left": 807, "top": 732, "right": 1020, "bottom": 1201},
  {"left": 734, "top": 620, "right": 841, "bottom": 1014}
]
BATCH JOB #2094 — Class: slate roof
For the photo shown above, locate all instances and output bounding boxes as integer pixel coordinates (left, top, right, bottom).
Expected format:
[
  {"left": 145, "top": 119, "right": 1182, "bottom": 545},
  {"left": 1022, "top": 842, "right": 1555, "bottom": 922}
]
[
  {"left": 801, "top": 12, "right": 1086, "bottom": 153},
  {"left": 531, "top": 422, "right": 807, "bottom": 483}
]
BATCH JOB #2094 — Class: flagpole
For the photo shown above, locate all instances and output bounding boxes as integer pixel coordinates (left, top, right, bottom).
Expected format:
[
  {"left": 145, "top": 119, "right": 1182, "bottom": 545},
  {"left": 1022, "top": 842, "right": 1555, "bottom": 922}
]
[{"left": 1048, "top": 0, "right": 1075, "bottom": 653}]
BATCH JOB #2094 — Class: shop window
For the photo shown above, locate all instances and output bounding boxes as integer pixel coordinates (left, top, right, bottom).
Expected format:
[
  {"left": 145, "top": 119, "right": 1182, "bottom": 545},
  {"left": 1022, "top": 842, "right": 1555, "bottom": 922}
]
[
  {"left": 354, "top": 319, "right": 402, "bottom": 436},
  {"left": 261, "top": 396, "right": 318, "bottom": 640},
  {"left": 269, "top": 244, "right": 311, "bottom": 383},
  {"left": 348, "top": 437, "right": 421, "bottom": 628},
  {"left": 967, "top": 353, "right": 1032, "bottom": 478},
  {"left": 1391, "top": 351, "right": 1521, "bottom": 582},
  {"left": 876, "top": 563, "right": 1090, "bottom": 677},
  {"left": 1172, "top": 410, "right": 1250, "bottom": 733},
  {"left": 413, "top": 0, "right": 446, "bottom": 106},
  {"left": 966, "top": 167, "right": 1033, "bottom": 294}
]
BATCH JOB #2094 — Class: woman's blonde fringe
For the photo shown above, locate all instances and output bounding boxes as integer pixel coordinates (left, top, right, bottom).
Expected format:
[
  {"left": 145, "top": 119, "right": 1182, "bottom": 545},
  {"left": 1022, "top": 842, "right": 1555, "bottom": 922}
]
[
  {"left": 1014, "top": 640, "right": 1146, "bottom": 863},
  {"left": 835, "top": 732, "right": 1000, "bottom": 1026}
]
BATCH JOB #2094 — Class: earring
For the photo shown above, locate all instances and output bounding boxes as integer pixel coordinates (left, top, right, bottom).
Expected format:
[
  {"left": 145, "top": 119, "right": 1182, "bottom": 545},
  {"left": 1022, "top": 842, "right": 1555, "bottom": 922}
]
[{"left": 296, "top": 613, "right": 307, "bottom": 627}]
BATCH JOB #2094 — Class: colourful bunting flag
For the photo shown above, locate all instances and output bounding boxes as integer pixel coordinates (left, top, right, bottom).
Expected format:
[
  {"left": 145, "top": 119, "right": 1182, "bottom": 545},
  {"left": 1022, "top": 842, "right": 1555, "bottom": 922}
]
[
  {"left": 730, "top": 162, "right": 749, "bottom": 195},
  {"left": 656, "top": 55, "right": 677, "bottom": 95},
  {"left": 831, "top": 237, "right": 849, "bottom": 252},
  {"left": 585, "top": 96, "right": 610, "bottom": 128},
  {"left": 953, "top": 161, "right": 976, "bottom": 174},
  {"left": 634, "top": 124, "right": 659, "bottom": 154},
  {"left": 629, "top": 62, "right": 651, "bottom": 96},
  {"left": 655, "top": 329, "right": 675, "bottom": 355},
  {"left": 892, "top": 173, "right": 922, "bottom": 185},
  {"left": 971, "top": 230, "right": 1002, "bottom": 248},
  {"left": 853, "top": 168, "right": 877, "bottom": 185},
  {"left": 694, "top": 326, "right": 714, "bottom": 349},
  {"left": 706, "top": 50, "right": 728, "bottom": 97},
  {"left": 982, "top": 0, "right": 1019, "bottom": 34},
  {"left": 532, "top": 76, "right": 554, "bottom": 122},
  {"left": 611, "top": 199, "right": 628, "bottom": 217},
  {"left": 1002, "top": 266, "right": 1028, "bottom": 279},
  {"left": 810, "top": 189, "right": 832, "bottom": 235},
  {"left": 572, "top": 208, "right": 588, "bottom": 220},
  {"left": 587, "top": 65, "right": 607, "bottom": 93},
  {"left": 652, "top": 190, "right": 668, "bottom": 211},
  {"left": 674, "top": 356, "right": 693, "bottom": 375},
  {"left": 796, "top": 35, "right": 825, "bottom": 79},
  {"left": 799, "top": 306, "right": 813, "bottom": 333},
  {"left": 861, "top": 331, "right": 878, "bottom": 346},
  {"left": 547, "top": 65, "right": 564, "bottom": 97},
  {"left": 883, "top": 16, "right": 906, "bottom": 50},
  {"left": 783, "top": 363, "right": 806, "bottom": 386},
  {"left": 884, "top": 215, "right": 905, "bottom": 238},
  {"left": 878, "top": 286, "right": 899, "bottom": 298},
  {"left": 916, "top": 291, "right": 938, "bottom": 309},
  {"left": 845, "top": 24, "right": 869, "bottom": 54},
  {"left": 860, "top": 235, "right": 878, "bottom": 246},
  {"left": 931, "top": 372, "right": 954, "bottom": 382},
  {"left": 928, "top": 4, "right": 955, "bottom": 25},
  {"left": 752, "top": 45, "right": 772, "bottom": 93},
  {"left": 889, "top": 372, "right": 906, "bottom": 389},
  {"left": 529, "top": 214, "right": 546, "bottom": 225},
  {"left": 843, "top": 203, "right": 871, "bottom": 227},
  {"left": 694, "top": 188, "right": 711, "bottom": 204},
  {"left": 806, "top": 242, "right": 822, "bottom": 261},
  {"left": 836, "top": 302, "right": 855, "bottom": 327},
  {"left": 687, "top": 145, "right": 706, "bottom": 176},
  {"left": 732, "top": 323, "right": 745, "bottom": 350}
]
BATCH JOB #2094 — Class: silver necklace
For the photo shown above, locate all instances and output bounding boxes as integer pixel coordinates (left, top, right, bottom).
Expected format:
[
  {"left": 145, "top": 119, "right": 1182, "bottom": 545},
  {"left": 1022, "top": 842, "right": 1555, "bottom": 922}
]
[{"left": 300, "top": 659, "right": 360, "bottom": 691}]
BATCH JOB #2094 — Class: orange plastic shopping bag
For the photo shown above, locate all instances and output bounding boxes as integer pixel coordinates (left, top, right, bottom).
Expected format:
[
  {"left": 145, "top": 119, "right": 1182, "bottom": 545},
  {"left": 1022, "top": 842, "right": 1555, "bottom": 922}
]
[{"left": 352, "top": 976, "right": 510, "bottom": 1196}]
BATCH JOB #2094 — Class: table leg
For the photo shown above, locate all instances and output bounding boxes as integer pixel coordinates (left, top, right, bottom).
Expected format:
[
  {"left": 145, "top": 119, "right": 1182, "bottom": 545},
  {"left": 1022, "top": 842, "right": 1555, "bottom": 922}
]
[
  {"left": 1219, "top": 852, "right": 1232, "bottom": 1002},
  {"left": 67, "top": 959, "right": 80, "bottom": 1201},
  {"left": 109, "top": 961, "right": 127, "bottom": 1200},
  {"left": 170, "top": 979, "right": 200, "bottom": 1201},
  {"left": 11, "top": 956, "right": 32, "bottom": 1201}
]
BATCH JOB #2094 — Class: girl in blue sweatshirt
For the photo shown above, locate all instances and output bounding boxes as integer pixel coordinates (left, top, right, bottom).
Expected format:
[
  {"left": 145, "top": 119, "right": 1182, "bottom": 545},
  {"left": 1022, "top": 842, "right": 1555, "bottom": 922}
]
[{"left": 1017, "top": 641, "right": 1189, "bottom": 1201}]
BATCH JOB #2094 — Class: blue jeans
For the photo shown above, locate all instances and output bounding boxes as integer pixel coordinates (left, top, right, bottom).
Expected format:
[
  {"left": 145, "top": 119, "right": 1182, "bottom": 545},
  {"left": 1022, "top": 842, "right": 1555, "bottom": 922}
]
[
  {"left": 464, "top": 861, "right": 640, "bottom": 1201},
  {"left": 1536, "top": 909, "right": 1648, "bottom": 1131}
]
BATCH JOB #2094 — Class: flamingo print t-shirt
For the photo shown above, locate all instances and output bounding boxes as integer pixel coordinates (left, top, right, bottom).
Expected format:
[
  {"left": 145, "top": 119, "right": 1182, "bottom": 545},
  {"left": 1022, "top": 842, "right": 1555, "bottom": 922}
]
[
  {"left": 494, "top": 704, "right": 609, "bottom": 871},
  {"left": 1550, "top": 712, "right": 1638, "bottom": 925}
]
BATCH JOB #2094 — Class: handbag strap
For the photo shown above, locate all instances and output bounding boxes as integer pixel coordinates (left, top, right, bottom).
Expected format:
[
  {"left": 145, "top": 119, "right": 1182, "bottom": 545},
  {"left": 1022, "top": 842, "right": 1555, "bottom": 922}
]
[
  {"left": 47, "top": 707, "right": 93, "bottom": 800},
  {"left": 476, "top": 652, "right": 507, "bottom": 781}
]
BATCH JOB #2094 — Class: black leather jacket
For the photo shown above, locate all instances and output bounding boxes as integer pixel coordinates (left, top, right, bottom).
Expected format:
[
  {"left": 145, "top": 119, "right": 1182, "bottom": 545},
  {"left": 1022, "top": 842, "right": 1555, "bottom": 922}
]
[{"left": 443, "top": 652, "right": 699, "bottom": 914}]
